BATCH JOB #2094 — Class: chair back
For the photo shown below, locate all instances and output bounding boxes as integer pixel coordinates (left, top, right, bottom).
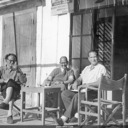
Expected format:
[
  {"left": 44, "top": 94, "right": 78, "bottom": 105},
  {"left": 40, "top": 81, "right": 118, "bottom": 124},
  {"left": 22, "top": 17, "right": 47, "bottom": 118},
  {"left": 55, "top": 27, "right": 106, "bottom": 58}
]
[
  {"left": 99, "top": 74, "right": 127, "bottom": 91},
  {"left": 78, "top": 74, "right": 127, "bottom": 125}
]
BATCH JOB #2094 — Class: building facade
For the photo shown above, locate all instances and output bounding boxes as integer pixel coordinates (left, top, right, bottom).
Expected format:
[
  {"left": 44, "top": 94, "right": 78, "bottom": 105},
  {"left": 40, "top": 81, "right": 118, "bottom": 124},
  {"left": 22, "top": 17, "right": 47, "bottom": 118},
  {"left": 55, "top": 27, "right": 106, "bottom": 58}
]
[{"left": 0, "top": 0, "right": 128, "bottom": 109}]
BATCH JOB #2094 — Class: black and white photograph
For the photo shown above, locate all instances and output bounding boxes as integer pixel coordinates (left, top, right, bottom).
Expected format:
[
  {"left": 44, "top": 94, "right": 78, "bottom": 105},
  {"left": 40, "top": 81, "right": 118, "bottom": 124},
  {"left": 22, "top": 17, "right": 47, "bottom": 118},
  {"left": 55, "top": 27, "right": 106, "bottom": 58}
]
[{"left": 0, "top": 0, "right": 128, "bottom": 127}]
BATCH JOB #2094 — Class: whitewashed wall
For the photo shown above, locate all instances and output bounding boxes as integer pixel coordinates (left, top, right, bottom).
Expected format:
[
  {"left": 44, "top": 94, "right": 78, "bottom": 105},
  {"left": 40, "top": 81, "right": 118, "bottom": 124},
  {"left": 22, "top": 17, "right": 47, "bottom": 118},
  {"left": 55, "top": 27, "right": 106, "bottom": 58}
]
[
  {"left": 0, "top": 16, "right": 2, "bottom": 66},
  {"left": 36, "top": 1, "right": 70, "bottom": 85},
  {"left": 35, "top": 1, "right": 70, "bottom": 105}
]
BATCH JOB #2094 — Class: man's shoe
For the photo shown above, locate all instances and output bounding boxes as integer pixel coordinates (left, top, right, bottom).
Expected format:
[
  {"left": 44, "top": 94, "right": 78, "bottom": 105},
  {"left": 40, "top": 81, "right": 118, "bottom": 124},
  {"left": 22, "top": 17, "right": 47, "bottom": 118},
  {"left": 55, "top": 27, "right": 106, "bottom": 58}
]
[
  {"left": 54, "top": 117, "right": 64, "bottom": 126},
  {"left": 7, "top": 115, "right": 13, "bottom": 124},
  {"left": 69, "top": 117, "right": 78, "bottom": 123},
  {"left": 0, "top": 102, "right": 9, "bottom": 110}
]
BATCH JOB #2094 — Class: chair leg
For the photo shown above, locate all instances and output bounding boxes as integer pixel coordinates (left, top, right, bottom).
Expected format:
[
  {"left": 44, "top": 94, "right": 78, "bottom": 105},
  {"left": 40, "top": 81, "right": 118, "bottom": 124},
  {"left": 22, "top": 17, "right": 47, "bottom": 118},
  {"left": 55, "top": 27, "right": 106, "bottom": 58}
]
[
  {"left": 57, "top": 91, "right": 60, "bottom": 118},
  {"left": 122, "top": 105, "right": 126, "bottom": 125},
  {"left": 37, "top": 93, "right": 41, "bottom": 118},
  {"left": 42, "top": 90, "right": 45, "bottom": 125},
  {"left": 98, "top": 106, "right": 101, "bottom": 125},
  {"left": 20, "top": 92, "right": 24, "bottom": 122}
]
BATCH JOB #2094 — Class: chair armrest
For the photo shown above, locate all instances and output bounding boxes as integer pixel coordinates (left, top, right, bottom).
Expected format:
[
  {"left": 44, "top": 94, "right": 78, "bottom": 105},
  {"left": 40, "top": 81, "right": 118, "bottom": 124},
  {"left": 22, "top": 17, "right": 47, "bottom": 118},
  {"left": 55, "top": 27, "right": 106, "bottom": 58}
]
[
  {"left": 86, "top": 86, "right": 98, "bottom": 91},
  {"left": 78, "top": 84, "right": 87, "bottom": 92},
  {"left": 78, "top": 81, "right": 99, "bottom": 93}
]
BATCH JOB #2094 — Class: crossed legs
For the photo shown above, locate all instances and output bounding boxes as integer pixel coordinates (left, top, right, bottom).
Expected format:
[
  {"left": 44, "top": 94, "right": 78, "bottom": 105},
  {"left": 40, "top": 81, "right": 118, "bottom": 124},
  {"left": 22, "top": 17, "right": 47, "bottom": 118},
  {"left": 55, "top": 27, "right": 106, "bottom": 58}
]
[
  {"left": 8, "top": 99, "right": 15, "bottom": 117},
  {"left": 3, "top": 87, "right": 13, "bottom": 104},
  {"left": 0, "top": 80, "right": 21, "bottom": 124},
  {"left": 3, "top": 87, "right": 15, "bottom": 117}
]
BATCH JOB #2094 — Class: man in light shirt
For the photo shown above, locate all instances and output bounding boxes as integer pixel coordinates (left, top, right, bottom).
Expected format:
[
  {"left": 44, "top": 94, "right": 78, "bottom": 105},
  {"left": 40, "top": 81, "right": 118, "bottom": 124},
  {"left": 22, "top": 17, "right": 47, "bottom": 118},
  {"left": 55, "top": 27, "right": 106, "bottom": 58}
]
[{"left": 54, "top": 50, "right": 107, "bottom": 126}]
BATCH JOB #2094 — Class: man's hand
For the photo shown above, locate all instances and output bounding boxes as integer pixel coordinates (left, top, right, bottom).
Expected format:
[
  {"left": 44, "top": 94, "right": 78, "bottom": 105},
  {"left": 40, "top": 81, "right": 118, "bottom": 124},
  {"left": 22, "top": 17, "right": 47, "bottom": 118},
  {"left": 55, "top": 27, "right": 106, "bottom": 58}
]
[
  {"left": 3, "top": 79, "right": 9, "bottom": 83},
  {"left": 70, "top": 76, "right": 82, "bottom": 90},
  {"left": 71, "top": 82, "right": 78, "bottom": 90},
  {"left": 19, "top": 73, "right": 27, "bottom": 83},
  {"left": 0, "top": 79, "right": 4, "bottom": 83},
  {"left": 13, "top": 61, "right": 18, "bottom": 69},
  {"left": 45, "top": 80, "right": 51, "bottom": 86},
  {"left": 54, "top": 81, "right": 64, "bottom": 85}
]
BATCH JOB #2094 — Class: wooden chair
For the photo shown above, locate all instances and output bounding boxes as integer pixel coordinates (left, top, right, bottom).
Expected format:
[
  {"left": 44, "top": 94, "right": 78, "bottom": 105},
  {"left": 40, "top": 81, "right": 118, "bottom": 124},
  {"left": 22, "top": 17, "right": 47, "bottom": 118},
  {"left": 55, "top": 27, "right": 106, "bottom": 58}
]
[
  {"left": 78, "top": 74, "right": 127, "bottom": 126},
  {"left": 20, "top": 86, "right": 61, "bottom": 125}
]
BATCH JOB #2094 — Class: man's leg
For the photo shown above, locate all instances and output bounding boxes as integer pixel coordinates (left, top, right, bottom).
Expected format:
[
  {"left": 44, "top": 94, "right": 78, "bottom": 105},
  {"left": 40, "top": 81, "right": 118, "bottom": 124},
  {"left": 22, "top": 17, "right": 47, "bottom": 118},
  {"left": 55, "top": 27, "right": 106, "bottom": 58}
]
[
  {"left": 3, "top": 87, "right": 13, "bottom": 104},
  {"left": 8, "top": 99, "right": 14, "bottom": 116},
  {"left": 54, "top": 92, "right": 85, "bottom": 125},
  {"left": 0, "top": 80, "right": 20, "bottom": 110},
  {"left": 7, "top": 99, "right": 14, "bottom": 124},
  {"left": 51, "top": 83, "right": 66, "bottom": 91},
  {"left": 61, "top": 90, "right": 76, "bottom": 110},
  {"left": 63, "top": 93, "right": 78, "bottom": 119},
  {"left": 54, "top": 92, "right": 79, "bottom": 126},
  {"left": 0, "top": 87, "right": 13, "bottom": 110}
]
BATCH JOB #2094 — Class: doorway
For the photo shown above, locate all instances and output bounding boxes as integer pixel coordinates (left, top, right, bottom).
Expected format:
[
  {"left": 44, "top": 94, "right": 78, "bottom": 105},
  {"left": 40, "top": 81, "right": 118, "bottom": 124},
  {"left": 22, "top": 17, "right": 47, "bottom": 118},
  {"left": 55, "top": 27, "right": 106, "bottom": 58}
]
[
  {"left": 113, "top": 14, "right": 128, "bottom": 108},
  {"left": 94, "top": 7, "right": 128, "bottom": 109}
]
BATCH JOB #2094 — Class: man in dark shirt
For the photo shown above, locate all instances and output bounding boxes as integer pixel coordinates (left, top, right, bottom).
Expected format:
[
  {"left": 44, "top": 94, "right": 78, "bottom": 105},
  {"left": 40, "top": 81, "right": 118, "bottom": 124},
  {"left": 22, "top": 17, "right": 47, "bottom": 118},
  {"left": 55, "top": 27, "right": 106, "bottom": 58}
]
[
  {"left": 0, "top": 53, "right": 27, "bottom": 124},
  {"left": 44, "top": 56, "right": 74, "bottom": 91}
]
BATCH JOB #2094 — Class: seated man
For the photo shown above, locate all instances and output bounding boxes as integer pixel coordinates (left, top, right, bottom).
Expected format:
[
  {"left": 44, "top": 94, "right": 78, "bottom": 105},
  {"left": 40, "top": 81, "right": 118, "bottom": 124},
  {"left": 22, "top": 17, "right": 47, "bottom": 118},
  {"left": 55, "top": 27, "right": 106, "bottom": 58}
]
[
  {"left": 43, "top": 56, "right": 75, "bottom": 91},
  {"left": 0, "top": 53, "right": 27, "bottom": 124},
  {"left": 54, "top": 50, "right": 107, "bottom": 126}
]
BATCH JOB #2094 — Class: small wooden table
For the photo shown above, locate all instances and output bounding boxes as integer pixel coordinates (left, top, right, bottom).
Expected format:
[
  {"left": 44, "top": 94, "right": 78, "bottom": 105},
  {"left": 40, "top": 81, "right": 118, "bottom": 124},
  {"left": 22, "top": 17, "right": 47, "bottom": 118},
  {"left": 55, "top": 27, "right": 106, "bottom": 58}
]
[{"left": 20, "top": 86, "right": 61, "bottom": 125}]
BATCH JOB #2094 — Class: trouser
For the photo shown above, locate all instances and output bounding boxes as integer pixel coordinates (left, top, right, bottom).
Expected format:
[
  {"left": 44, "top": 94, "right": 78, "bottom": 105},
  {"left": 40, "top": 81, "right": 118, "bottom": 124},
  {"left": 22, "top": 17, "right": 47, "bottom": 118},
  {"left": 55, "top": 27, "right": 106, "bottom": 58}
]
[
  {"left": 51, "top": 83, "right": 67, "bottom": 91},
  {"left": 61, "top": 90, "right": 97, "bottom": 119},
  {"left": 0, "top": 79, "right": 21, "bottom": 100}
]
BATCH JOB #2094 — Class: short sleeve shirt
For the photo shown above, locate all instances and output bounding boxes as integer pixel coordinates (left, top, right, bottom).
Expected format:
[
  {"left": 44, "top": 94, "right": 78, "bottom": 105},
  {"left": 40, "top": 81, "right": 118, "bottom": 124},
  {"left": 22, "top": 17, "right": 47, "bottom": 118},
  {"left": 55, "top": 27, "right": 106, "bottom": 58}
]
[
  {"left": 80, "top": 63, "right": 106, "bottom": 84},
  {"left": 49, "top": 68, "right": 74, "bottom": 82}
]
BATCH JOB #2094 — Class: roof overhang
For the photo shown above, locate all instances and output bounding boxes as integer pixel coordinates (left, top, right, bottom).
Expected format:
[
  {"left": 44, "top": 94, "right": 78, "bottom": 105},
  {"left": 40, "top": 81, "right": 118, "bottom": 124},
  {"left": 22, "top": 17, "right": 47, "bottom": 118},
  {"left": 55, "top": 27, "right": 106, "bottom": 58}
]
[{"left": 0, "top": 0, "right": 45, "bottom": 15}]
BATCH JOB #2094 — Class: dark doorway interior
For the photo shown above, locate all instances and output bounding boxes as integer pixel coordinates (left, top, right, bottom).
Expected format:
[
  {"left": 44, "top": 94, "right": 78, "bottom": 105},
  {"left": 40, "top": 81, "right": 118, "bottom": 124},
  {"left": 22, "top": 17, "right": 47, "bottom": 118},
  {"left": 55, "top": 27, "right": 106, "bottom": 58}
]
[
  {"left": 113, "top": 15, "right": 128, "bottom": 108},
  {"left": 94, "top": 8, "right": 128, "bottom": 109},
  {"left": 114, "top": 15, "right": 128, "bottom": 79}
]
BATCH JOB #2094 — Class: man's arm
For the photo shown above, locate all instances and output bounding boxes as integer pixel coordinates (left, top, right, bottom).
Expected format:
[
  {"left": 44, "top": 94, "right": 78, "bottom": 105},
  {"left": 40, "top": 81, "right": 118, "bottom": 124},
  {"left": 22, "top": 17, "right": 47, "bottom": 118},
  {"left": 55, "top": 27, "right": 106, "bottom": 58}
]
[
  {"left": 61, "top": 69, "right": 75, "bottom": 86},
  {"left": 19, "top": 73, "right": 27, "bottom": 84},
  {"left": 71, "top": 76, "right": 82, "bottom": 90},
  {"left": 63, "top": 75, "right": 74, "bottom": 85},
  {"left": 15, "top": 67, "right": 27, "bottom": 85},
  {"left": 47, "top": 76, "right": 53, "bottom": 81},
  {"left": 43, "top": 75, "right": 53, "bottom": 86},
  {"left": 0, "top": 79, "right": 4, "bottom": 83},
  {"left": 0, "top": 67, "right": 6, "bottom": 83}
]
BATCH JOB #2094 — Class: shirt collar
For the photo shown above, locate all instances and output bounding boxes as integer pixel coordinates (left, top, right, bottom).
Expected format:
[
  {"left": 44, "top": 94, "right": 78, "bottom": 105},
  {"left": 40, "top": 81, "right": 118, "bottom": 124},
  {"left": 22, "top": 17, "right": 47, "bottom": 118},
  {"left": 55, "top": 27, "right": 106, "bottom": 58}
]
[{"left": 89, "top": 63, "right": 99, "bottom": 70}]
